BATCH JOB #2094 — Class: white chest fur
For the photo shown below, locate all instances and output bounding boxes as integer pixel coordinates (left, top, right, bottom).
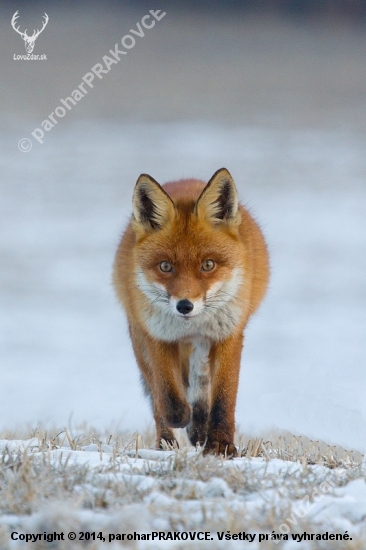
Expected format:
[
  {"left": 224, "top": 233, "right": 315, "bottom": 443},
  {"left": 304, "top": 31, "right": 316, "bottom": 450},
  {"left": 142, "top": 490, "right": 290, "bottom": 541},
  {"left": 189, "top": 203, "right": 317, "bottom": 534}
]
[{"left": 187, "top": 338, "right": 211, "bottom": 407}]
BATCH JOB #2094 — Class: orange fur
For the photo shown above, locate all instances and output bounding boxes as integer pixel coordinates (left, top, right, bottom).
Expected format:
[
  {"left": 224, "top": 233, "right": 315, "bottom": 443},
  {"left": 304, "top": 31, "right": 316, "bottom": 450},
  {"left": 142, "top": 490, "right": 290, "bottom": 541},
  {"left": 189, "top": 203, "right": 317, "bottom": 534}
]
[{"left": 113, "top": 168, "right": 269, "bottom": 456}]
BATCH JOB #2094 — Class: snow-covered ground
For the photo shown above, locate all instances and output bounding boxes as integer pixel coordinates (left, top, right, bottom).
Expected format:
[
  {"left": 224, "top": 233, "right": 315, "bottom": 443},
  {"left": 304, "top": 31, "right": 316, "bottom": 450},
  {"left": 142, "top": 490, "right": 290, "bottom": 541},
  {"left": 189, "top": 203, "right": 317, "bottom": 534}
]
[
  {"left": 1, "top": 120, "right": 366, "bottom": 454},
  {"left": 0, "top": 433, "right": 365, "bottom": 549}
]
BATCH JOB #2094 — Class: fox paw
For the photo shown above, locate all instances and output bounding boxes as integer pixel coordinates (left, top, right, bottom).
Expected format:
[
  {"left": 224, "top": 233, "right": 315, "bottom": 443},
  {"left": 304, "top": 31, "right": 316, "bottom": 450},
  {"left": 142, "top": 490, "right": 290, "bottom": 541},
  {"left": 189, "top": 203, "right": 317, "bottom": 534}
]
[
  {"left": 187, "top": 400, "right": 209, "bottom": 446},
  {"left": 203, "top": 440, "right": 238, "bottom": 458},
  {"left": 187, "top": 424, "right": 208, "bottom": 447},
  {"left": 164, "top": 400, "right": 191, "bottom": 429},
  {"left": 159, "top": 437, "right": 179, "bottom": 450},
  {"left": 157, "top": 426, "right": 179, "bottom": 450}
]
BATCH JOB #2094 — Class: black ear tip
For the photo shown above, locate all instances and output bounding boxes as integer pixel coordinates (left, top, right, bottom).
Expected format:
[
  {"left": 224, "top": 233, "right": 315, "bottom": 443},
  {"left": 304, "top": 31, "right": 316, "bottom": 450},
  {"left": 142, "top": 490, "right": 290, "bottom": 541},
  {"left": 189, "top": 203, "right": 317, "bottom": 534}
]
[
  {"left": 209, "top": 167, "right": 233, "bottom": 183},
  {"left": 218, "top": 167, "right": 231, "bottom": 175},
  {"left": 136, "top": 174, "right": 145, "bottom": 182},
  {"left": 135, "top": 173, "right": 161, "bottom": 188}
]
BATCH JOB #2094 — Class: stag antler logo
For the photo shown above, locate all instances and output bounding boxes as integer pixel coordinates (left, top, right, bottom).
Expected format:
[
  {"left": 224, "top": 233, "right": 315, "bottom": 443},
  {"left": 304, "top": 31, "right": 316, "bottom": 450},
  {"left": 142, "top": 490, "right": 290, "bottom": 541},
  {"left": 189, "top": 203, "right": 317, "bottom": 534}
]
[{"left": 11, "top": 10, "right": 49, "bottom": 54}]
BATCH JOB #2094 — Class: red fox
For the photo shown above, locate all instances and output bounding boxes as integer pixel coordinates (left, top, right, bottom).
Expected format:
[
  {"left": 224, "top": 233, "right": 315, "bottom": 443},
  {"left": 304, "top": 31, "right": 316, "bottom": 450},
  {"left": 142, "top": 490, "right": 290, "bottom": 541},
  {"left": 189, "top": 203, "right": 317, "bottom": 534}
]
[{"left": 113, "top": 168, "right": 269, "bottom": 456}]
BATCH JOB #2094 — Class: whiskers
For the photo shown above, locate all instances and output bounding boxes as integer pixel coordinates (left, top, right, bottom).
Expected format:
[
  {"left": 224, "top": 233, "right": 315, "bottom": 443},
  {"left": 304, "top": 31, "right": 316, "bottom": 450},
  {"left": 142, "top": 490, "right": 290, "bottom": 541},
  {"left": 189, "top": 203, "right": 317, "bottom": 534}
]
[
  {"left": 205, "top": 288, "right": 235, "bottom": 307},
  {"left": 203, "top": 289, "right": 238, "bottom": 326},
  {"left": 132, "top": 276, "right": 170, "bottom": 308}
]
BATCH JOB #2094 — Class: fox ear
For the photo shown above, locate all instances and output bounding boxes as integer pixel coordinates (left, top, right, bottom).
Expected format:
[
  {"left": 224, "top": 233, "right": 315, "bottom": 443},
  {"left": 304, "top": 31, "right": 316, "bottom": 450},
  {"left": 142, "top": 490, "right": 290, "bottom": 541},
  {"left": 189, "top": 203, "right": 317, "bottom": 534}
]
[
  {"left": 133, "top": 174, "right": 175, "bottom": 233},
  {"left": 195, "top": 168, "right": 241, "bottom": 226}
]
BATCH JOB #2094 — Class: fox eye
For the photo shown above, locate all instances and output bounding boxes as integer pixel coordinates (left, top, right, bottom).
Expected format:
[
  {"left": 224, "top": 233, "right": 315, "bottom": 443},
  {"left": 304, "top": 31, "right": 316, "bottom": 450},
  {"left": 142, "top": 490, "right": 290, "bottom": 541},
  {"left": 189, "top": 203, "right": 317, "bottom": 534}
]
[
  {"left": 159, "top": 260, "right": 173, "bottom": 273},
  {"left": 201, "top": 259, "right": 215, "bottom": 272}
]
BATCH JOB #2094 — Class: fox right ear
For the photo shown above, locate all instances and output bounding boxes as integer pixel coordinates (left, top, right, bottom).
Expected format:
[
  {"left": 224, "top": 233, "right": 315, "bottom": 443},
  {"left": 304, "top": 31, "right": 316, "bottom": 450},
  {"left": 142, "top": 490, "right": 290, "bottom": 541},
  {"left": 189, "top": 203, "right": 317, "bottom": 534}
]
[
  {"left": 195, "top": 168, "right": 241, "bottom": 227},
  {"left": 132, "top": 174, "right": 175, "bottom": 233}
]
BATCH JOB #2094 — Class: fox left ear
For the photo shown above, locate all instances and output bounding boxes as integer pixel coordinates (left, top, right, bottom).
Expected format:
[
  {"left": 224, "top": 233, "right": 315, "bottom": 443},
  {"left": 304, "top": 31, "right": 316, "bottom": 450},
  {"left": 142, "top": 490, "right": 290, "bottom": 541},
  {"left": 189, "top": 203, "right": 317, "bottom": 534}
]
[
  {"left": 132, "top": 173, "right": 175, "bottom": 233},
  {"left": 195, "top": 168, "right": 241, "bottom": 226}
]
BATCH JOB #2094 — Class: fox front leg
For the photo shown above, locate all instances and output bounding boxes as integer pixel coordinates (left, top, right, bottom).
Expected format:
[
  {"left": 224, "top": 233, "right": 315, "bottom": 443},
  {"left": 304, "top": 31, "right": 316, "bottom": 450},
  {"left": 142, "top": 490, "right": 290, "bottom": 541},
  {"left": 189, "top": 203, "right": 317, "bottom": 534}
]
[
  {"left": 204, "top": 334, "right": 244, "bottom": 457},
  {"left": 145, "top": 337, "right": 192, "bottom": 430},
  {"left": 128, "top": 326, "right": 190, "bottom": 447},
  {"left": 139, "top": 373, "right": 179, "bottom": 449}
]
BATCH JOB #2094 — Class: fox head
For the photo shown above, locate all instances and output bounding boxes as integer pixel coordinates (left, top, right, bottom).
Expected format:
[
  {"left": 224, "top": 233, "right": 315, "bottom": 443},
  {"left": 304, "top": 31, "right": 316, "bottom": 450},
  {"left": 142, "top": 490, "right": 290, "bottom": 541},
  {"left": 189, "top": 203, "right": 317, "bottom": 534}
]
[{"left": 131, "top": 168, "right": 246, "bottom": 336}]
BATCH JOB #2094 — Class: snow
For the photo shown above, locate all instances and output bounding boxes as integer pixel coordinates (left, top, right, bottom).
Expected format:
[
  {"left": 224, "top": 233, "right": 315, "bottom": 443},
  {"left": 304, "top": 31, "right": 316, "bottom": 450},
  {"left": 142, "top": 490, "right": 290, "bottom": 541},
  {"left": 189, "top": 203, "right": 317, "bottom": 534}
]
[
  {"left": 309, "top": 479, "right": 366, "bottom": 524},
  {"left": 1, "top": 120, "right": 366, "bottom": 454},
  {"left": 0, "top": 439, "right": 365, "bottom": 548}
]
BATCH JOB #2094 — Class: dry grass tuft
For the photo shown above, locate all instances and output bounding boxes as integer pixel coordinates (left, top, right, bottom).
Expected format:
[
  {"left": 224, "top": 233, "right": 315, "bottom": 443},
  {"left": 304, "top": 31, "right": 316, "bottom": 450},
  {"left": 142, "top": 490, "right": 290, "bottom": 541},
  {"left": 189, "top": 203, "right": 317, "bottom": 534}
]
[{"left": 239, "top": 432, "right": 363, "bottom": 468}]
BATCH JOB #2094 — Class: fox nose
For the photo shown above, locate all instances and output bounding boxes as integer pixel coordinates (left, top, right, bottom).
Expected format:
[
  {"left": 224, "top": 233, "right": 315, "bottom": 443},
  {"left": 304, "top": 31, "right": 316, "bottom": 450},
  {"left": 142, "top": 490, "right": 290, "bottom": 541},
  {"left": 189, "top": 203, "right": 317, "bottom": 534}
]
[{"left": 176, "top": 299, "right": 194, "bottom": 315}]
